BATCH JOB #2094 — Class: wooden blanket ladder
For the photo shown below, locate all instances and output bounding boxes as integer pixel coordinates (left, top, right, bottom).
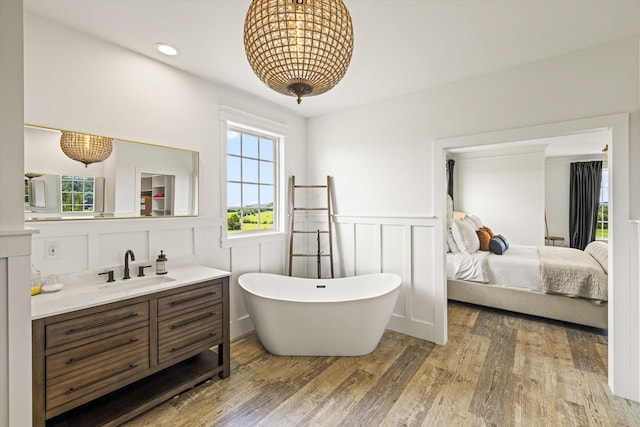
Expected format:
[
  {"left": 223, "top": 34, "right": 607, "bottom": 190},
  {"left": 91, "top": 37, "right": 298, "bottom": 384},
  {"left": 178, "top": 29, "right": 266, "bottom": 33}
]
[{"left": 288, "top": 176, "right": 334, "bottom": 278}]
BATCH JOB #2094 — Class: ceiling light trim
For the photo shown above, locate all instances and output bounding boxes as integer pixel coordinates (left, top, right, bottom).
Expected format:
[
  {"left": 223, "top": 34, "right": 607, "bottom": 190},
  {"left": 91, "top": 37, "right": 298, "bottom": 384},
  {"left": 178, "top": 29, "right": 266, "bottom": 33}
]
[{"left": 155, "top": 43, "right": 179, "bottom": 56}]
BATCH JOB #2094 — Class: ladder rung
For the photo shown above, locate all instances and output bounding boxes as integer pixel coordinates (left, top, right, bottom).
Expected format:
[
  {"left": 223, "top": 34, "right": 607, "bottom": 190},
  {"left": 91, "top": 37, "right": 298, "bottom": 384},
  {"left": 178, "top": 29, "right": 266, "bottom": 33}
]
[
  {"left": 292, "top": 254, "right": 332, "bottom": 257},
  {"left": 294, "top": 185, "right": 327, "bottom": 188},
  {"left": 294, "top": 207, "right": 328, "bottom": 211},
  {"left": 293, "top": 230, "right": 329, "bottom": 234}
]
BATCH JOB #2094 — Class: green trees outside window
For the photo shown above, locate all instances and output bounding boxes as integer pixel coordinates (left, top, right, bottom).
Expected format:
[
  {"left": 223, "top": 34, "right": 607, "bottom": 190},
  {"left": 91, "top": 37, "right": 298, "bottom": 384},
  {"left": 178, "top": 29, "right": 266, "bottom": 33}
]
[{"left": 61, "top": 176, "right": 95, "bottom": 212}]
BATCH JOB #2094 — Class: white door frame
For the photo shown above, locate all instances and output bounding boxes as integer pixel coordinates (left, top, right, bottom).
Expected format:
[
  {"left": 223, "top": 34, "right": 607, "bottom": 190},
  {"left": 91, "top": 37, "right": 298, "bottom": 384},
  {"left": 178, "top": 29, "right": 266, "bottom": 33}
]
[{"left": 433, "top": 113, "right": 636, "bottom": 401}]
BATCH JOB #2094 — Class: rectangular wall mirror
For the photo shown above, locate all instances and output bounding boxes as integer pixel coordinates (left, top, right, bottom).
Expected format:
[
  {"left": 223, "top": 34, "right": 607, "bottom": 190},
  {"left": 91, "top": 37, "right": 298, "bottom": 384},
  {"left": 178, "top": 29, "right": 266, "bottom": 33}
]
[{"left": 24, "top": 125, "right": 199, "bottom": 221}]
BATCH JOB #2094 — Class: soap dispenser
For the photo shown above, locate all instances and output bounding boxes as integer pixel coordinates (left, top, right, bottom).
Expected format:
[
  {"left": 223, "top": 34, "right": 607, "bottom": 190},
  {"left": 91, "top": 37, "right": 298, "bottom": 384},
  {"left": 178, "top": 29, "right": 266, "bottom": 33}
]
[{"left": 156, "top": 250, "right": 168, "bottom": 275}]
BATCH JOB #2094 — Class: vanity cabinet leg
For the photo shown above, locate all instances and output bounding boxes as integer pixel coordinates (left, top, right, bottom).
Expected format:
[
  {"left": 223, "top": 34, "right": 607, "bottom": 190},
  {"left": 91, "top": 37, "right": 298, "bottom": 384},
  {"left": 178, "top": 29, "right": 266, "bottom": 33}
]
[
  {"left": 32, "top": 319, "right": 46, "bottom": 427},
  {"left": 218, "top": 342, "right": 230, "bottom": 379},
  {"left": 219, "top": 277, "right": 230, "bottom": 378}
]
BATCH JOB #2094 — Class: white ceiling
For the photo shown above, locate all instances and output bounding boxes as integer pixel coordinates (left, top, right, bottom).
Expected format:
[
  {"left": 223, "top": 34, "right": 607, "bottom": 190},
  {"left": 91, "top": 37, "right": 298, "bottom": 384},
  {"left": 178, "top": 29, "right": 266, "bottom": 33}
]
[{"left": 23, "top": 0, "right": 640, "bottom": 119}]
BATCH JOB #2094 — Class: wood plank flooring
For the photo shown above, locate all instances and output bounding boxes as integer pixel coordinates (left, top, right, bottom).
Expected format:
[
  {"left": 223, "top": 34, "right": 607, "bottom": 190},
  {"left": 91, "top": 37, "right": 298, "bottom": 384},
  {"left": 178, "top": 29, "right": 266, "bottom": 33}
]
[{"left": 124, "top": 302, "right": 640, "bottom": 426}]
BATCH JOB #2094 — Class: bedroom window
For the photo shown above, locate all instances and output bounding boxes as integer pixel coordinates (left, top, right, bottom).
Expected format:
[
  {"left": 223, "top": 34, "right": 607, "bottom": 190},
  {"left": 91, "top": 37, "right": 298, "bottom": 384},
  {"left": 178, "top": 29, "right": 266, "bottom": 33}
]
[
  {"left": 226, "top": 127, "right": 280, "bottom": 235},
  {"left": 596, "top": 168, "right": 608, "bottom": 241}
]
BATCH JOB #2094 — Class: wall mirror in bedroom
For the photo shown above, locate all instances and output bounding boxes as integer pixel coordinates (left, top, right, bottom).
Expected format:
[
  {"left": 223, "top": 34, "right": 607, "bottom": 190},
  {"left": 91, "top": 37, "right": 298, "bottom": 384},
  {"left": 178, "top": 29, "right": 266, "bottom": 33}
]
[{"left": 24, "top": 124, "right": 199, "bottom": 221}]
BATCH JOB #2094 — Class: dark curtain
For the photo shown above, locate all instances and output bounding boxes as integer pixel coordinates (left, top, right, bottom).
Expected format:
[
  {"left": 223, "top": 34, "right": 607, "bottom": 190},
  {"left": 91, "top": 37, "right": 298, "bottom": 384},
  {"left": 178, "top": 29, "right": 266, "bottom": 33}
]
[
  {"left": 446, "top": 159, "right": 455, "bottom": 203},
  {"left": 569, "top": 161, "right": 602, "bottom": 250}
]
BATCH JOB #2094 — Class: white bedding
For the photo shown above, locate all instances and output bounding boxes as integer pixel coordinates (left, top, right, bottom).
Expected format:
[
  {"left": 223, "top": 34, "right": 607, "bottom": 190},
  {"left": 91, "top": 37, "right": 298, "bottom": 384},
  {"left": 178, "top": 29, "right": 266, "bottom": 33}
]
[
  {"left": 446, "top": 251, "right": 489, "bottom": 282},
  {"left": 446, "top": 245, "right": 540, "bottom": 291}
]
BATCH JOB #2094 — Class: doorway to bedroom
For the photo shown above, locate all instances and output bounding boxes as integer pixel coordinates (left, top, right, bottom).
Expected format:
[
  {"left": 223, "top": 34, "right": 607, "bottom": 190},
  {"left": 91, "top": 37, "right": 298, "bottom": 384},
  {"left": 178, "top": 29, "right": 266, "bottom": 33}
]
[{"left": 433, "top": 113, "right": 635, "bottom": 400}]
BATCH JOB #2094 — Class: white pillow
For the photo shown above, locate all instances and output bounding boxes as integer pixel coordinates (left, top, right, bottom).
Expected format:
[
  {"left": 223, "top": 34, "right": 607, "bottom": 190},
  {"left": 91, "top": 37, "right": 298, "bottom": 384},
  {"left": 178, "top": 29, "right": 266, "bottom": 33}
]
[
  {"left": 446, "top": 194, "right": 454, "bottom": 230},
  {"left": 585, "top": 241, "right": 608, "bottom": 274},
  {"left": 447, "top": 230, "right": 460, "bottom": 254},
  {"left": 466, "top": 213, "right": 484, "bottom": 230},
  {"left": 452, "top": 219, "right": 480, "bottom": 254}
]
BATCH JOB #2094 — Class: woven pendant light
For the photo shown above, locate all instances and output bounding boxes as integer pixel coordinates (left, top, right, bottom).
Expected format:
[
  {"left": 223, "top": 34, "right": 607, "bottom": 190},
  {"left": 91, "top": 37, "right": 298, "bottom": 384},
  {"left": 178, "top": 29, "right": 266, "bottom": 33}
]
[
  {"left": 244, "top": 0, "right": 354, "bottom": 104},
  {"left": 60, "top": 131, "right": 113, "bottom": 167}
]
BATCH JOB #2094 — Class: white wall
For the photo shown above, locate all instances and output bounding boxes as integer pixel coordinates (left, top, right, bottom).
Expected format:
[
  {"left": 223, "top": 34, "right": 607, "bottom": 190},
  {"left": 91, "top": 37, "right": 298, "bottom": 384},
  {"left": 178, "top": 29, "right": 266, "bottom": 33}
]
[
  {"left": 452, "top": 150, "right": 545, "bottom": 246},
  {"left": 23, "top": 13, "right": 308, "bottom": 341},
  {"left": 308, "top": 37, "right": 640, "bottom": 399}
]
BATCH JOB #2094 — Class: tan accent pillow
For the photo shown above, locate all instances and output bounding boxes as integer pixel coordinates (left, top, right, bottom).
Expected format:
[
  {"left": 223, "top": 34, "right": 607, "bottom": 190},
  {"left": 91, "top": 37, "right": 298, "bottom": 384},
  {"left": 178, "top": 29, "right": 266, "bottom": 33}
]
[
  {"left": 476, "top": 228, "right": 491, "bottom": 251},
  {"left": 481, "top": 226, "right": 495, "bottom": 238}
]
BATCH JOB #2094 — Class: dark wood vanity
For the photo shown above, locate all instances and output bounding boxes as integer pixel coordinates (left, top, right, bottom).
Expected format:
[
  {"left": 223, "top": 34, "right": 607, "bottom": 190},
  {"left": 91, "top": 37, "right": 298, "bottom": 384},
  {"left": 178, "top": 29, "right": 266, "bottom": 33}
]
[{"left": 32, "top": 276, "right": 230, "bottom": 426}]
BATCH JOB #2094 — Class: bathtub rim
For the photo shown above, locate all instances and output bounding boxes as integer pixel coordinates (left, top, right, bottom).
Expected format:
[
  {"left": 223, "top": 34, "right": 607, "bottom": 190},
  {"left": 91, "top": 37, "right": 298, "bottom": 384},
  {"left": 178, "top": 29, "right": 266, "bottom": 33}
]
[{"left": 237, "top": 272, "right": 402, "bottom": 304}]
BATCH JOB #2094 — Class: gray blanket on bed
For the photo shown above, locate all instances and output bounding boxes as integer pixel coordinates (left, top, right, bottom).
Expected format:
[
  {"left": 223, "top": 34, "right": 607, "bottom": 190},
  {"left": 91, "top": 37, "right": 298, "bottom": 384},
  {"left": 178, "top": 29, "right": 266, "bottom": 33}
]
[{"left": 538, "top": 246, "right": 608, "bottom": 301}]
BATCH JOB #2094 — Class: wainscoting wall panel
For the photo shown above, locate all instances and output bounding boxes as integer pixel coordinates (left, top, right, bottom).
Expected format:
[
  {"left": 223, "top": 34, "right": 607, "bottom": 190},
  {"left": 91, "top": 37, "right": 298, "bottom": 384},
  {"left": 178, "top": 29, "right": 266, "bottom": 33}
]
[
  {"left": 411, "top": 225, "right": 436, "bottom": 325},
  {"left": 259, "top": 240, "right": 286, "bottom": 274},
  {"left": 230, "top": 243, "right": 261, "bottom": 336},
  {"left": 32, "top": 233, "right": 90, "bottom": 273},
  {"left": 30, "top": 215, "right": 442, "bottom": 344},
  {"left": 154, "top": 227, "right": 195, "bottom": 259},
  {"left": 334, "top": 222, "right": 355, "bottom": 278},
  {"left": 381, "top": 224, "right": 407, "bottom": 315},
  {"left": 99, "top": 231, "right": 148, "bottom": 267},
  {"left": 28, "top": 217, "right": 287, "bottom": 340},
  {"left": 333, "top": 215, "right": 442, "bottom": 343},
  {"left": 354, "top": 223, "right": 380, "bottom": 276}
]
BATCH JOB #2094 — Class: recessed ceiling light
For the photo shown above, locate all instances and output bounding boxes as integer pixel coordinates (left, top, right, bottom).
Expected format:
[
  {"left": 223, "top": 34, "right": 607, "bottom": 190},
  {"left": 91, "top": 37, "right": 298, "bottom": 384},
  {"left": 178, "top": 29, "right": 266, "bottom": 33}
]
[{"left": 154, "top": 43, "right": 179, "bottom": 56}]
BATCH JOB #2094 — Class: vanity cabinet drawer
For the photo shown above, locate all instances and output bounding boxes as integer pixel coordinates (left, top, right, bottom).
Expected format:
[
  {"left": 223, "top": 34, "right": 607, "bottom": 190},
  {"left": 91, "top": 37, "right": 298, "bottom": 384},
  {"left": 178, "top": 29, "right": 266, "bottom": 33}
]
[
  {"left": 45, "top": 302, "right": 149, "bottom": 349},
  {"left": 46, "top": 327, "right": 149, "bottom": 410},
  {"left": 158, "top": 281, "right": 221, "bottom": 318},
  {"left": 158, "top": 303, "right": 223, "bottom": 364},
  {"left": 46, "top": 326, "right": 149, "bottom": 382}
]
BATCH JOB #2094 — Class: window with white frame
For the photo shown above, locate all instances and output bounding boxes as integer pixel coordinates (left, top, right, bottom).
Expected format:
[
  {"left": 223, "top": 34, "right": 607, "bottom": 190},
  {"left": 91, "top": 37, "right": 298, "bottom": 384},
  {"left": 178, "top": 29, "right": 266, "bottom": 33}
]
[
  {"left": 61, "top": 175, "right": 95, "bottom": 212},
  {"left": 226, "top": 126, "right": 280, "bottom": 234},
  {"left": 596, "top": 168, "right": 608, "bottom": 241}
]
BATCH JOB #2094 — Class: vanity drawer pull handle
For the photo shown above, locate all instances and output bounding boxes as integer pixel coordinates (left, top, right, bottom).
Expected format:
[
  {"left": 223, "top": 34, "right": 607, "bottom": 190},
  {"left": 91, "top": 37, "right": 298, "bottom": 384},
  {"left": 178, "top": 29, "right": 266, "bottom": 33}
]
[
  {"left": 65, "top": 313, "right": 140, "bottom": 335},
  {"left": 170, "top": 333, "right": 217, "bottom": 353},
  {"left": 65, "top": 364, "right": 139, "bottom": 395},
  {"left": 66, "top": 339, "right": 139, "bottom": 365},
  {"left": 169, "top": 291, "right": 216, "bottom": 307},
  {"left": 170, "top": 313, "right": 216, "bottom": 330}
]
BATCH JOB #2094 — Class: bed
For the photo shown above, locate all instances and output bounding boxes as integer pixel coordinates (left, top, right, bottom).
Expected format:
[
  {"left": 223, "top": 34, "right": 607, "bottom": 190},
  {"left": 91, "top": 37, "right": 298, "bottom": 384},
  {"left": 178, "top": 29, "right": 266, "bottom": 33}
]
[{"left": 446, "top": 208, "right": 608, "bottom": 329}]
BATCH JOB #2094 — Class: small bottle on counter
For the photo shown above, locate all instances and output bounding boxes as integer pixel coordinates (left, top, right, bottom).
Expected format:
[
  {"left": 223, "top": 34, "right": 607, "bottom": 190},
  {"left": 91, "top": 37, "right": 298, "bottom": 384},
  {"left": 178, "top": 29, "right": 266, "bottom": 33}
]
[
  {"left": 31, "top": 266, "right": 42, "bottom": 296},
  {"left": 156, "top": 250, "right": 168, "bottom": 275}
]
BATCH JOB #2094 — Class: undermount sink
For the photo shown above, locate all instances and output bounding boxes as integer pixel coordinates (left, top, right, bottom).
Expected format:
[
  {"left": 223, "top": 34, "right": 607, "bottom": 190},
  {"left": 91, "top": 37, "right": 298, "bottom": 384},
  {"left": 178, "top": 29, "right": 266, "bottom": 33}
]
[{"left": 98, "top": 275, "right": 176, "bottom": 292}]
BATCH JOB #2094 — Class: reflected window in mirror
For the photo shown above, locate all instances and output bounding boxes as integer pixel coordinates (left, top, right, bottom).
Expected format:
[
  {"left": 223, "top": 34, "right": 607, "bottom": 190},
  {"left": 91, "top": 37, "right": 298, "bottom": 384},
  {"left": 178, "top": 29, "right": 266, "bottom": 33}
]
[{"left": 61, "top": 175, "right": 95, "bottom": 212}]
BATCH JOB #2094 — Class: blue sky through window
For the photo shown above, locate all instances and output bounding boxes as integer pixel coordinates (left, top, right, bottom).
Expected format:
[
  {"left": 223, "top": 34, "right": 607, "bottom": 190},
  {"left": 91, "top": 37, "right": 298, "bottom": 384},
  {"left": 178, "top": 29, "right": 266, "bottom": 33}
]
[
  {"left": 227, "top": 128, "right": 276, "bottom": 210},
  {"left": 600, "top": 169, "right": 608, "bottom": 204}
]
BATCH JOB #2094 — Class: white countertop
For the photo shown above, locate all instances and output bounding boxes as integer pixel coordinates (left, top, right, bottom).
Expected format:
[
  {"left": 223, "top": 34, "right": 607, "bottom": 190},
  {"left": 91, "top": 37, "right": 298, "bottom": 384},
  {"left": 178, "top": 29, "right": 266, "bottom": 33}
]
[{"left": 31, "top": 265, "right": 230, "bottom": 320}]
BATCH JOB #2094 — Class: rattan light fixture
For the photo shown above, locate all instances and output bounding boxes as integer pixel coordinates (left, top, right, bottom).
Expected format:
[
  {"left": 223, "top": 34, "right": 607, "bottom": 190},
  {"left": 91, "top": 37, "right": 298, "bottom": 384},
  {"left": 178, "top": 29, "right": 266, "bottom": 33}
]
[
  {"left": 60, "top": 131, "right": 113, "bottom": 167},
  {"left": 244, "top": 0, "right": 354, "bottom": 104}
]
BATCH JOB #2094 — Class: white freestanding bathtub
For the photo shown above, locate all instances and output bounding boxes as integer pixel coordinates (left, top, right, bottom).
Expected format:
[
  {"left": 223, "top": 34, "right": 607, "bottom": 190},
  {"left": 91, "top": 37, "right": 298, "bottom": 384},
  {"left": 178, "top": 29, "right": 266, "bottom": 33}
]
[{"left": 238, "top": 273, "right": 402, "bottom": 356}]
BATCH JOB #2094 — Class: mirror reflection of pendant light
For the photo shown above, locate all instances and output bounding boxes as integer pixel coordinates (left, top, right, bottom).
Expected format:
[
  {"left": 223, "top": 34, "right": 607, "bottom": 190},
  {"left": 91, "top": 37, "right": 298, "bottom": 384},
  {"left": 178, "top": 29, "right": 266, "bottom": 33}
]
[
  {"left": 59, "top": 131, "right": 113, "bottom": 167},
  {"left": 243, "top": 0, "right": 354, "bottom": 104}
]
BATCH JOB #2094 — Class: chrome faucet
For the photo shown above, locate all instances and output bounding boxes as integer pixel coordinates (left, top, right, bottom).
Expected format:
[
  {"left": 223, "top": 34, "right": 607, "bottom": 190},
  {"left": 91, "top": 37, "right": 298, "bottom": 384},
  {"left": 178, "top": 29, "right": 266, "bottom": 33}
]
[{"left": 123, "top": 249, "right": 135, "bottom": 280}]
